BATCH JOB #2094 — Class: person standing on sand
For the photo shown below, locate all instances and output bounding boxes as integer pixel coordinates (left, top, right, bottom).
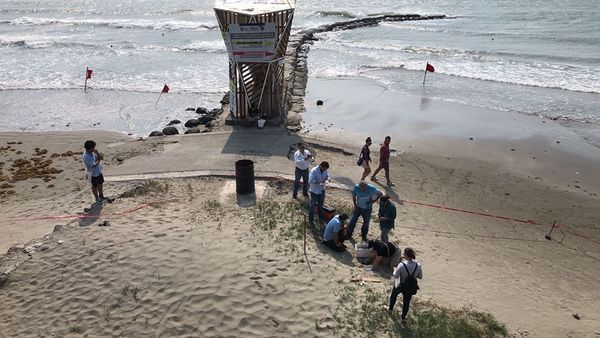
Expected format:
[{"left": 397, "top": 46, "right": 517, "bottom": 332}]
[
  {"left": 389, "top": 247, "right": 422, "bottom": 322},
  {"left": 371, "top": 136, "right": 394, "bottom": 186},
  {"left": 323, "top": 213, "right": 349, "bottom": 252},
  {"left": 359, "top": 137, "right": 372, "bottom": 180},
  {"left": 347, "top": 180, "right": 382, "bottom": 242},
  {"left": 378, "top": 194, "right": 396, "bottom": 243},
  {"left": 292, "top": 142, "right": 312, "bottom": 199},
  {"left": 82, "top": 140, "right": 106, "bottom": 203},
  {"left": 308, "top": 161, "right": 329, "bottom": 225}
]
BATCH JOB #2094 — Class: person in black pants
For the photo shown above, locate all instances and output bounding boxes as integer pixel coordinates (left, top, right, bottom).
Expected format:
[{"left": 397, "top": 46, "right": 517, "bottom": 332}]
[
  {"left": 292, "top": 142, "right": 312, "bottom": 199},
  {"left": 389, "top": 247, "right": 423, "bottom": 321}
]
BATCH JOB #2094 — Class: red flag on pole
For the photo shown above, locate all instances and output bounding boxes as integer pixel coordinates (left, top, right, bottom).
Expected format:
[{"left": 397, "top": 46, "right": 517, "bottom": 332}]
[
  {"left": 423, "top": 62, "right": 435, "bottom": 85},
  {"left": 86, "top": 69, "right": 93, "bottom": 79},
  {"left": 156, "top": 84, "right": 169, "bottom": 108}
]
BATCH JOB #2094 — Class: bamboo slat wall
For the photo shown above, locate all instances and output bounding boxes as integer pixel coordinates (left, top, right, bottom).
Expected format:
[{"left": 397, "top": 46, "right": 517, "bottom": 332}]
[{"left": 215, "top": 8, "right": 294, "bottom": 120}]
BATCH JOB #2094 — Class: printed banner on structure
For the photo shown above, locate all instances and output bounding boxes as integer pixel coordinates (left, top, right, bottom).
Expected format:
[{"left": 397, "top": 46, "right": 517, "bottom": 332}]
[{"left": 227, "top": 23, "right": 277, "bottom": 63}]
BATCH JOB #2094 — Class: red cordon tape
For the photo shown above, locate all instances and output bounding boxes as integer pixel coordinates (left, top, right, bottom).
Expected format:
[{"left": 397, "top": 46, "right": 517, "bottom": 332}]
[
  {"left": 7, "top": 204, "right": 149, "bottom": 222},
  {"left": 269, "top": 175, "right": 600, "bottom": 246},
  {"left": 398, "top": 198, "right": 600, "bottom": 245}
]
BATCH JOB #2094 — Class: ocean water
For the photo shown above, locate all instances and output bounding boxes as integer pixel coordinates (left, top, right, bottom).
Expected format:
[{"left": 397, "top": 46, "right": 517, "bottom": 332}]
[{"left": 0, "top": 0, "right": 598, "bottom": 134}]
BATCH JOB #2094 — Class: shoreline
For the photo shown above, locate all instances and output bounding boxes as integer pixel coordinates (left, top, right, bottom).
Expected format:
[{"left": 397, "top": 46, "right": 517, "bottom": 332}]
[{"left": 301, "top": 76, "right": 600, "bottom": 197}]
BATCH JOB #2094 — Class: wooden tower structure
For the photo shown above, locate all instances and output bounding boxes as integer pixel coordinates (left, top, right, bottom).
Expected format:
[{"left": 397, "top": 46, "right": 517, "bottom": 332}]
[{"left": 214, "top": 0, "right": 295, "bottom": 122}]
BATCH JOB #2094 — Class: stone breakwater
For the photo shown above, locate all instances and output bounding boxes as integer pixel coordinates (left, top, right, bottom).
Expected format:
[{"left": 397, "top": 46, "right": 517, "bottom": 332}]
[{"left": 283, "top": 14, "right": 446, "bottom": 131}]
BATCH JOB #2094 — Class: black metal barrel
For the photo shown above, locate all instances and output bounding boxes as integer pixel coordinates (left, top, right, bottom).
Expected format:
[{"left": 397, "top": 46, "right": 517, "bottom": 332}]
[{"left": 235, "top": 159, "right": 255, "bottom": 195}]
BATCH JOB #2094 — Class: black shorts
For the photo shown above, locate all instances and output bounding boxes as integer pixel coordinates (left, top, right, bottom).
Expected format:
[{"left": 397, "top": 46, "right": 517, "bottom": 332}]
[{"left": 91, "top": 174, "right": 104, "bottom": 187}]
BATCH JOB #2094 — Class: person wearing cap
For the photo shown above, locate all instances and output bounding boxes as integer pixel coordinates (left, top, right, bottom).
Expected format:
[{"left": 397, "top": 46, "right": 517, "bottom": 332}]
[
  {"left": 323, "top": 213, "right": 349, "bottom": 252},
  {"left": 378, "top": 194, "right": 397, "bottom": 243},
  {"left": 82, "top": 140, "right": 106, "bottom": 203},
  {"left": 292, "top": 142, "right": 312, "bottom": 199},
  {"left": 347, "top": 180, "right": 383, "bottom": 241},
  {"left": 308, "top": 161, "right": 330, "bottom": 225}
]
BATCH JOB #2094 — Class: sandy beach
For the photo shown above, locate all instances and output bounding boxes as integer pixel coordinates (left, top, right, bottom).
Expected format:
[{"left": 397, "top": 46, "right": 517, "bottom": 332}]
[{"left": 1, "top": 109, "right": 599, "bottom": 336}]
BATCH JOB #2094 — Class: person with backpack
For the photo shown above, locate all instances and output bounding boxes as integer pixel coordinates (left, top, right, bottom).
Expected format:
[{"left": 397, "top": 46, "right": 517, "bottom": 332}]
[{"left": 388, "top": 247, "right": 422, "bottom": 322}]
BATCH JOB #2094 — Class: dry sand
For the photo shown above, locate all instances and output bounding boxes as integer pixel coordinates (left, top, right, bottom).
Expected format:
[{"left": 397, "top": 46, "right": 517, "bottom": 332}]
[{"left": 0, "top": 129, "right": 599, "bottom": 337}]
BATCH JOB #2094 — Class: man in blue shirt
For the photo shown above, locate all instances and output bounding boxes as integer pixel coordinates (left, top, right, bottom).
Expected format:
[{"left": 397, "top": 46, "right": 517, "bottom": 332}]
[
  {"left": 347, "top": 180, "right": 382, "bottom": 242},
  {"left": 82, "top": 140, "right": 106, "bottom": 203},
  {"left": 308, "top": 161, "right": 329, "bottom": 225},
  {"left": 323, "top": 213, "right": 349, "bottom": 252}
]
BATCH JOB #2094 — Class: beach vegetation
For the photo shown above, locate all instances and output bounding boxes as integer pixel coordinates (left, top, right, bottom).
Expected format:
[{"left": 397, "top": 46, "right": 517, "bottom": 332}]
[
  {"left": 67, "top": 320, "right": 83, "bottom": 333},
  {"left": 332, "top": 284, "right": 508, "bottom": 338},
  {"left": 203, "top": 199, "right": 224, "bottom": 230},
  {"left": 120, "top": 180, "right": 169, "bottom": 198}
]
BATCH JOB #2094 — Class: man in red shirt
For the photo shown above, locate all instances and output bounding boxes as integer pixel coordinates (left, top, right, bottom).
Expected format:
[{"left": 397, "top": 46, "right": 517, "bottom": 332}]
[{"left": 371, "top": 136, "right": 394, "bottom": 186}]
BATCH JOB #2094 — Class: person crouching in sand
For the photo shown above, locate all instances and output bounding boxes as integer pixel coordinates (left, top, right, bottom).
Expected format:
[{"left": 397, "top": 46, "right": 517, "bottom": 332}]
[
  {"left": 367, "top": 239, "right": 400, "bottom": 270},
  {"left": 323, "top": 213, "right": 349, "bottom": 252},
  {"left": 388, "top": 247, "right": 422, "bottom": 322}
]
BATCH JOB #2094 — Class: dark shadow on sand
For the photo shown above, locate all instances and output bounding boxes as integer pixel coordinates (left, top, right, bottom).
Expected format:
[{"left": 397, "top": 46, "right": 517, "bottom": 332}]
[
  {"left": 78, "top": 202, "right": 103, "bottom": 227},
  {"left": 236, "top": 191, "right": 257, "bottom": 207}
]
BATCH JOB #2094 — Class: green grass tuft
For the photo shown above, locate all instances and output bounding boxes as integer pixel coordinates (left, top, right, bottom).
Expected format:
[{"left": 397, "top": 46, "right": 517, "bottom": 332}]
[{"left": 331, "top": 285, "right": 508, "bottom": 338}]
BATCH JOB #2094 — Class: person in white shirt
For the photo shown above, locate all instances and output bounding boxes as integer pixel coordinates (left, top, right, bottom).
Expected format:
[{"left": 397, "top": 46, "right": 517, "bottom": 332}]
[
  {"left": 292, "top": 142, "right": 312, "bottom": 199},
  {"left": 308, "top": 161, "right": 329, "bottom": 225},
  {"left": 389, "top": 247, "right": 423, "bottom": 321}
]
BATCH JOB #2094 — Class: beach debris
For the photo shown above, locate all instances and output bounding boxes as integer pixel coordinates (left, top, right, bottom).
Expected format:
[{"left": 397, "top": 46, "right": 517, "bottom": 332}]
[
  {"left": 469, "top": 137, "right": 474, "bottom": 140},
  {"left": 58, "top": 240, "right": 64, "bottom": 245},
  {"left": 168, "top": 119, "right": 181, "bottom": 125},
  {"left": 149, "top": 131, "right": 164, "bottom": 137},
  {"left": 0, "top": 272, "right": 9, "bottom": 287},
  {"left": 162, "top": 126, "right": 179, "bottom": 135},
  {"left": 40, "top": 245, "right": 50, "bottom": 251},
  {"left": 99, "top": 220, "right": 111, "bottom": 227},
  {"left": 196, "top": 107, "right": 209, "bottom": 114},
  {"left": 185, "top": 127, "right": 202, "bottom": 134},
  {"left": 510, "top": 148, "right": 515, "bottom": 151},
  {"left": 184, "top": 119, "right": 200, "bottom": 128},
  {"left": 572, "top": 313, "right": 580, "bottom": 320},
  {"left": 556, "top": 140, "right": 560, "bottom": 144},
  {"left": 185, "top": 107, "right": 195, "bottom": 111},
  {"left": 23, "top": 242, "right": 43, "bottom": 254},
  {"left": 316, "top": 100, "right": 323, "bottom": 106}
]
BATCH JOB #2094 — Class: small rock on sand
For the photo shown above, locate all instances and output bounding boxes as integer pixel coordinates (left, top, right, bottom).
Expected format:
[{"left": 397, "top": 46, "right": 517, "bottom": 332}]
[
  {"left": 162, "top": 126, "right": 179, "bottom": 135},
  {"left": 149, "top": 131, "right": 164, "bottom": 137},
  {"left": 0, "top": 272, "right": 9, "bottom": 287}
]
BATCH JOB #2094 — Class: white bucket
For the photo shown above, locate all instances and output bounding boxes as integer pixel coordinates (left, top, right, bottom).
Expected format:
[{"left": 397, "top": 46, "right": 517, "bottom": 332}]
[{"left": 257, "top": 119, "right": 266, "bottom": 128}]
